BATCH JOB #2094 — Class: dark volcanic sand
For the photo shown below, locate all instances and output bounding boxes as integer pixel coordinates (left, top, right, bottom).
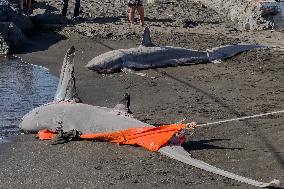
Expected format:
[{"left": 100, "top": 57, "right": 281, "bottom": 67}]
[{"left": 1, "top": 0, "right": 284, "bottom": 188}]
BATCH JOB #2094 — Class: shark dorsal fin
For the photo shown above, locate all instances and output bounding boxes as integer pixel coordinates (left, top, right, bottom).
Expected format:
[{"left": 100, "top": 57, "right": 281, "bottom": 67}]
[
  {"left": 114, "top": 93, "right": 132, "bottom": 114},
  {"left": 54, "top": 46, "right": 81, "bottom": 102},
  {"left": 141, "top": 27, "right": 154, "bottom": 47}
]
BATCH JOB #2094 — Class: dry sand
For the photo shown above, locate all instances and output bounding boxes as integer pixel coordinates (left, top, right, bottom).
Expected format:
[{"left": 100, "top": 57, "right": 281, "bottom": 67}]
[{"left": 1, "top": 0, "right": 284, "bottom": 188}]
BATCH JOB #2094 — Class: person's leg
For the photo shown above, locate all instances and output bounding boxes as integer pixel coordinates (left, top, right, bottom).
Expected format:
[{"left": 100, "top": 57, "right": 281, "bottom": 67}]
[
  {"left": 62, "top": 0, "right": 68, "bottom": 16},
  {"left": 137, "top": 6, "right": 144, "bottom": 26},
  {"left": 18, "top": 0, "right": 23, "bottom": 13},
  {"left": 74, "top": 0, "right": 80, "bottom": 17},
  {"left": 128, "top": 6, "right": 136, "bottom": 26},
  {"left": 26, "top": 0, "right": 32, "bottom": 14}
]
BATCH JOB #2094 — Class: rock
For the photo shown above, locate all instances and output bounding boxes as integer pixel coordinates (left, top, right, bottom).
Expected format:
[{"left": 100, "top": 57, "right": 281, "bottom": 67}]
[
  {"left": 243, "top": 21, "right": 251, "bottom": 31},
  {"left": 182, "top": 19, "right": 199, "bottom": 28},
  {"left": 30, "top": 13, "right": 71, "bottom": 26},
  {"left": 0, "top": 4, "right": 34, "bottom": 34},
  {"left": 10, "top": 14, "right": 34, "bottom": 34},
  {"left": 194, "top": 0, "right": 276, "bottom": 30},
  {"left": 0, "top": 35, "right": 9, "bottom": 55},
  {"left": 0, "top": 22, "right": 29, "bottom": 54},
  {"left": 0, "top": 0, "right": 9, "bottom": 6}
]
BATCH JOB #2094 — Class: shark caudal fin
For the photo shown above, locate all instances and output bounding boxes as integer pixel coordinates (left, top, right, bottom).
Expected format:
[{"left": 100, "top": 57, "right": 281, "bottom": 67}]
[
  {"left": 207, "top": 44, "right": 266, "bottom": 62},
  {"left": 141, "top": 27, "right": 154, "bottom": 47},
  {"left": 159, "top": 146, "right": 280, "bottom": 188},
  {"left": 54, "top": 46, "right": 81, "bottom": 102}
]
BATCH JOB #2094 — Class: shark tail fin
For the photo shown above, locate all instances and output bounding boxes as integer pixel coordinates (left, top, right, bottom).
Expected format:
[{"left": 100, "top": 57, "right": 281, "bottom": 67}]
[
  {"left": 207, "top": 44, "right": 266, "bottom": 62},
  {"left": 54, "top": 46, "right": 81, "bottom": 102},
  {"left": 141, "top": 27, "right": 154, "bottom": 47},
  {"left": 159, "top": 146, "right": 280, "bottom": 188}
]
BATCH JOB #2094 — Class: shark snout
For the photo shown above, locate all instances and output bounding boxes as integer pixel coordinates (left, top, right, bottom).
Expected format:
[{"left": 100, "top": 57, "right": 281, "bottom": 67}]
[
  {"left": 86, "top": 62, "right": 105, "bottom": 72},
  {"left": 90, "top": 64, "right": 101, "bottom": 71}
]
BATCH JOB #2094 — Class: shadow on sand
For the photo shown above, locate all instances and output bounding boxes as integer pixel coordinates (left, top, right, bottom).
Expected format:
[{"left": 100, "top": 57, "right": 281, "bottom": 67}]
[
  {"left": 32, "top": 1, "right": 60, "bottom": 13},
  {"left": 22, "top": 31, "right": 66, "bottom": 54},
  {"left": 20, "top": 1, "right": 284, "bottom": 173},
  {"left": 182, "top": 139, "right": 243, "bottom": 152},
  {"left": 154, "top": 69, "right": 284, "bottom": 171}
]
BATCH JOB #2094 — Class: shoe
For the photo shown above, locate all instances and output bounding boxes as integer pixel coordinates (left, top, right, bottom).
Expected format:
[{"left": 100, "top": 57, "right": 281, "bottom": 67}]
[
  {"left": 71, "top": 16, "right": 82, "bottom": 21},
  {"left": 61, "top": 8, "right": 67, "bottom": 17}
]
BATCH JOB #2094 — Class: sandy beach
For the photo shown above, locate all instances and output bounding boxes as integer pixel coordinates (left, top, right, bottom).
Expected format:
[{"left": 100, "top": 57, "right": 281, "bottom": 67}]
[{"left": 1, "top": 0, "right": 284, "bottom": 188}]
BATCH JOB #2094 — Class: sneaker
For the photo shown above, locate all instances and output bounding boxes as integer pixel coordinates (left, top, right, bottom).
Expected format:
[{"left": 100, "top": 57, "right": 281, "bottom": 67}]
[
  {"left": 61, "top": 8, "right": 67, "bottom": 17},
  {"left": 71, "top": 16, "right": 82, "bottom": 22}
]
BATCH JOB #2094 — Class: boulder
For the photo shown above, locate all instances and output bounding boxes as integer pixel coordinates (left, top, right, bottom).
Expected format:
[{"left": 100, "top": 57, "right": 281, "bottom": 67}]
[
  {"left": 0, "top": 4, "right": 34, "bottom": 34},
  {"left": 0, "top": 22, "right": 29, "bottom": 54},
  {"left": 10, "top": 14, "right": 34, "bottom": 34},
  {"left": 194, "top": 0, "right": 277, "bottom": 30},
  {"left": 30, "top": 13, "right": 71, "bottom": 26},
  {"left": 0, "top": 35, "right": 9, "bottom": 55}
]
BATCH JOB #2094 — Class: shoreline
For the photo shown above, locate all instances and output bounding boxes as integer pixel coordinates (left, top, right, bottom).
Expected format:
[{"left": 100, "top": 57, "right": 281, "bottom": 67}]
[
  {"left": 1, "top": 30, "right": 282, "bottom": 188},
  {"left": 1, "top": 0, "right": 284, "bottom": 188}
]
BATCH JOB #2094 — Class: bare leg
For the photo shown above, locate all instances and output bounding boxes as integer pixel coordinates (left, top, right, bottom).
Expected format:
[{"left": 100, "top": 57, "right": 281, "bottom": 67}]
[
  {"left": 128, "top": 6, "right": 136, "bottom": 26},
  {"left": 137, "top": 6, "right": 145, "bottom": 26}
]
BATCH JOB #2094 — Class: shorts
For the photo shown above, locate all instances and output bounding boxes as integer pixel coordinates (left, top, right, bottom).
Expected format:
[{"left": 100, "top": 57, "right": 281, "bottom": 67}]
[{"left": 128, "top": 0, "right": 143, "bottom": 6}]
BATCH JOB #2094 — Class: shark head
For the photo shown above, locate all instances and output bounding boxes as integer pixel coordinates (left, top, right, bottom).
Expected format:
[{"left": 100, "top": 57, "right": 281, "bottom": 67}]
[{"left": 86, "top": 50, "right": 125, "bottom": 74}]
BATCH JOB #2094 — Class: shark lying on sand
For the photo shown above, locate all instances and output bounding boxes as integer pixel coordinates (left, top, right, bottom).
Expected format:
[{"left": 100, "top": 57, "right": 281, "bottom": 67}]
[
  {"left": 20, "top": 47, "right": 280, "bottom": 188},
  {"left": 86, "top": 27, "right": 265, "bottom": 74}
]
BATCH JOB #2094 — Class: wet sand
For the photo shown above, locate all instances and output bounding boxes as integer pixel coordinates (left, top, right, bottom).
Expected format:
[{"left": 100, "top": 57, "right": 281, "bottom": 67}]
[{"left": 1, "top": 0, "right": 284, "bottom": 188}]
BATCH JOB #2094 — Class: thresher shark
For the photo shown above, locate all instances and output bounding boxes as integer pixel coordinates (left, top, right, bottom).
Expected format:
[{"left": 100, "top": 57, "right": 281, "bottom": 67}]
[
  {"left": 86, "top": 27, "right": 265, "bottom": 74},
  {"left": 20, "top": 46, "right": 280, "bottom": 188}
]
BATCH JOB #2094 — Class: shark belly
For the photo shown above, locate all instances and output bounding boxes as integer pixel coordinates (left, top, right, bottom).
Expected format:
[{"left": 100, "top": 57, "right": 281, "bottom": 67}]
[
  {"left": 20, "top": 103, "right": 153, "bottom": 133},
  {"left": 122, "top": 46, "right": 209, "bottom": 69},
  {"left": 19, "top": 45, "right": 280, "bottom": 188}
]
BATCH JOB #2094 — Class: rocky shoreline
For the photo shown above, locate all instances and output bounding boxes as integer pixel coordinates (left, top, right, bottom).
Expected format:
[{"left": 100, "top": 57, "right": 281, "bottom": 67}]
[
  {"left": 194, "top": 0, "right": 278, "bottom": 30},
  {"left": 0, "top": 1, "right": 32, "bottom": 54},
  {"left": 2, "top": 0, "right": 284, "bottom": 54},
  {"left": 0, "top": 0, "right": 284, "bottom": 188}
]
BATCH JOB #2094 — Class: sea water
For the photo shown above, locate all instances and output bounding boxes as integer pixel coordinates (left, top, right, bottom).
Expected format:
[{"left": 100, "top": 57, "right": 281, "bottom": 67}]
[{"left": 0, "top": 56, "right": 58, "bottom": 141}]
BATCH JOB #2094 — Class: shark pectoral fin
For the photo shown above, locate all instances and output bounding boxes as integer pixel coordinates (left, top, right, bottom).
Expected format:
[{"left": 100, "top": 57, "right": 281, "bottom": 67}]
[
  {"left": 122, "top": 68, "right": 135, "bottom": 74},
  {"left": 122, "top": 67, "right": 147, "bottom": 77},
  {"left": 212, "top": 59, "right": 222, "bottom": 64},
  {"left": 54, "top": 46, "right": 81, "bottom": 102},
  {"left": 141, "top": 27, "right": 155, "bottom": 47},
  {"left": 158, "top": 145, "right": 280, "bottom": 188}
]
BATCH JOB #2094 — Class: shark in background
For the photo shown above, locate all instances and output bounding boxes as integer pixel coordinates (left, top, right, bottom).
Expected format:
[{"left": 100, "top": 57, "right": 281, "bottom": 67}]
[
  {"left": 20, "top": 47, "right": 280, "bottom": 188},
  {"left": 86, "top": 27, "right": 265, "bottom": 74}
]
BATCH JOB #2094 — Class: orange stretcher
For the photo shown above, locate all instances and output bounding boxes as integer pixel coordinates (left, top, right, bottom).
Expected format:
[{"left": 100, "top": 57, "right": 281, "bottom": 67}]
[{"left": 38, "top": 124, "right": 188, "bottom": 151}]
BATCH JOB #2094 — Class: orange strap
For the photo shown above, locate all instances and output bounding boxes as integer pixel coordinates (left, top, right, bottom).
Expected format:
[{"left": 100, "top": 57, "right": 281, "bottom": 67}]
[
  {"left": 38, "top": 124, "right": 186, "bottom": 151},
  {"left": 38, "top": 129, "right": 57, "bottom": 140}
]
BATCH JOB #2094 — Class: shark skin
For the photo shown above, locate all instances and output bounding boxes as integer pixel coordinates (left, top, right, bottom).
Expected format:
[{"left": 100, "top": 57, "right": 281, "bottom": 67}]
[
  {"left": 20, "top": 46, "right": 134, "bottom": 133},
  {"left": 85, "top": 27, "right": 265, "bottom": 74},
  {"left": 20, "top": 102, "right": 151, "bottom": 133},
  {"left": 20, "top": 47, "right": 279, "bottom": 188},
  {"left": 86, "top": 46, "right": 209, "bottom": 73}
]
